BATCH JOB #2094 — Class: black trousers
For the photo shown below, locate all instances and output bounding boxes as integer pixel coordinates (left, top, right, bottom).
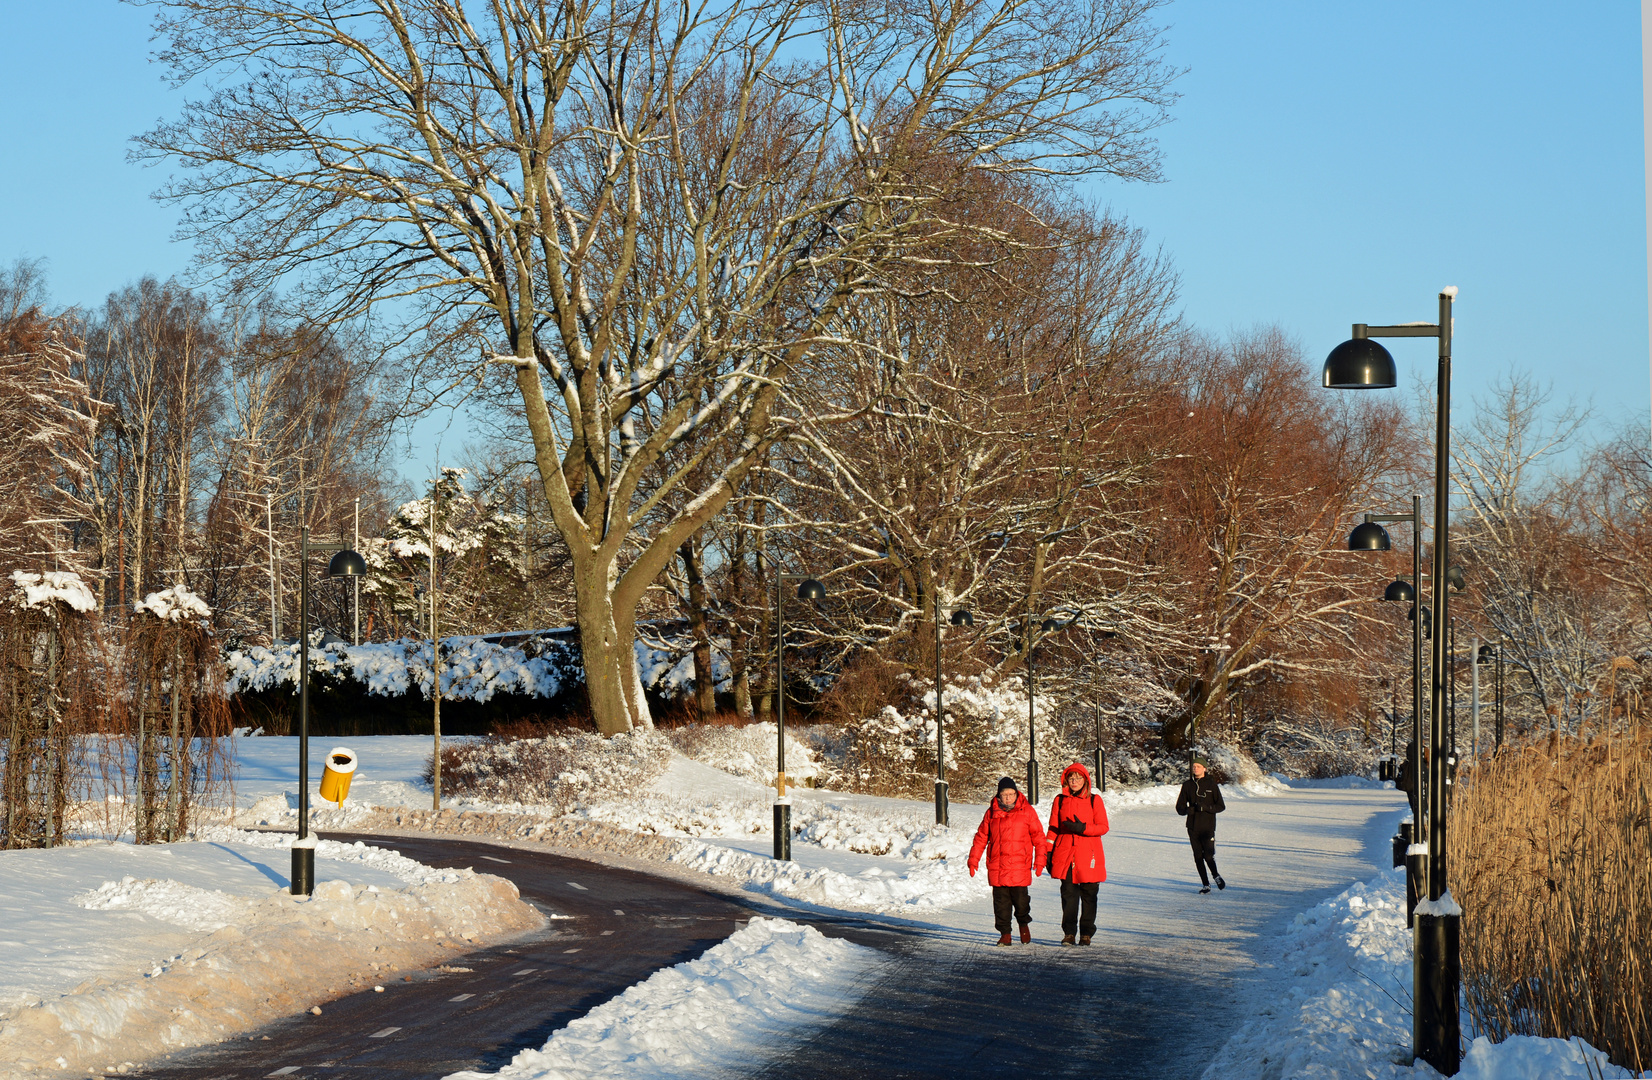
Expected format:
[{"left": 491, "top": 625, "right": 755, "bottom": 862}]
[
  {"left": 1059, "top": 877, "right": 1099, "bottom": 937},
  {"left": 1188, "top": 826, "right": 1219, "bottom": 885},
  {"left": 991, "top": 885, "right": 1031, "bottom": 933}
]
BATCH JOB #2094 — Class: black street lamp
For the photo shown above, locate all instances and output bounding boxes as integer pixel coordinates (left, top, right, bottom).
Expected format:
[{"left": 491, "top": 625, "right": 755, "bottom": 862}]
[
  {"left": 1024, "top": 616, "right": 1063, "bottom": 804},
  {"left": 773, "top": 574, "right": 825, "bottom": 860},
  {"left": 1323, "top": 287, "right": 1462, "bottom": 1076},
  {"left": 1478, "top": 643, "right": 1504, "bottom": 749},
  {"left": 1350, "top": 496, "right": 1425, "bottom": 815},
  {"left": 933, "top": 596, "right": 973, "bottom": 826},
  {"left": 293, "top": 528, "right": 366, "bottom": 896}
]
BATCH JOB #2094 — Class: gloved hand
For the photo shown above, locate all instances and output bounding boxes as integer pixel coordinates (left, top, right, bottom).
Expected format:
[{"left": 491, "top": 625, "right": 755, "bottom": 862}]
[
  {"left": 1059, "top": 817, "right": 1085, "bottom": 835},
  {"left": 968, "top": 864, "right": 977, "bottom": 877}
]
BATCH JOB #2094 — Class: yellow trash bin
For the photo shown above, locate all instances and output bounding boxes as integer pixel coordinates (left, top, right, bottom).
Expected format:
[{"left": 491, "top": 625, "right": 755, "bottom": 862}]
[{"left": 319, "top": 746, "right": 358, "bottom": 807}]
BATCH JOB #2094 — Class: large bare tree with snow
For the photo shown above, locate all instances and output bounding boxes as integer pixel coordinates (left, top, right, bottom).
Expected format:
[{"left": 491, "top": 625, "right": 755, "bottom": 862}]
[{"left": 138, "top": 0, "right": 1177, "bottom": 731}]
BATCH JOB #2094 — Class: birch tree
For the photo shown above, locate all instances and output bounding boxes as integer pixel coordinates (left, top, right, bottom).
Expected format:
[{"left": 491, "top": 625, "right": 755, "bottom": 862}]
[{"left": 137, "top": 0, "right": 1178, "bottom": 732}]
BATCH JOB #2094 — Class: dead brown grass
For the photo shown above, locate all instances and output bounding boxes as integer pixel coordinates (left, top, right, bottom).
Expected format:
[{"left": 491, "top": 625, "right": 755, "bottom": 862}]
[{"left": 1451, "top": 727, "right": 1652, "bottom": 1071}]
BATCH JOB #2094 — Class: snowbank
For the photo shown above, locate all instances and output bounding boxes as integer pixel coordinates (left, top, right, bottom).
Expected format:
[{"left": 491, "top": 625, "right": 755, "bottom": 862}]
[
  {"left": 445, "top": 917, "right": 876, "bottom": 1080},
  {"left": 0, "top": 834, "right": 541, "bottom": 1080},
  {"left": 1202, "top": 865, "right": 1652, "bottom": 1080}
]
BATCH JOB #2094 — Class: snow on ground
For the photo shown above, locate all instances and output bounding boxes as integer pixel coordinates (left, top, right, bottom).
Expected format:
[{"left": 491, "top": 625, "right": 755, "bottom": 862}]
[
  {"left": 0, "top": 828, "right": 539, "bottom": 1079},
  {"left": 11, "top": 731, "right": 1645, "bottom": 1078},
  {"left": 445, "top": 917, "right": 877, "bottom": 1080},
  {"left": 1204, "top": 866, "right": 1650, "bottom": 1080}
]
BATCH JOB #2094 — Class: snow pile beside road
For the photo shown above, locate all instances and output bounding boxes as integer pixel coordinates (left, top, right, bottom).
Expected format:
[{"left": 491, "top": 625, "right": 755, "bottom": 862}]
[
  {"left": 1202, "top": 867, "right": 1650, "bottom": 1080},
  {"left": 0, "top": 838, "right": 540, "bottom": 1080},
  {"left": 446, "top": 917, "right": 876, "bottom": 1080},
  {"left": 191, "top": 824, "right": 470, "bottom": 886},
  {"left": 670, "top": 838, "right": 983, "bottom": 914},
  {"left": 74, "top": 877, "right": 248, "bottom": 933}
]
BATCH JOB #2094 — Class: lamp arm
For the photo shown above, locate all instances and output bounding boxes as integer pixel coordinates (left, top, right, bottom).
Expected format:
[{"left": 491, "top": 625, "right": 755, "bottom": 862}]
[{"left": 1354, "top": 323, "right": 1442, "bottom": 339}]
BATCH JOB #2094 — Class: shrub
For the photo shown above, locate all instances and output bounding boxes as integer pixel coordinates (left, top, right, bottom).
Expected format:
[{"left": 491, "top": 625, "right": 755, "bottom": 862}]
[
  {"left": 1452, "top": 728, "right": 1651, "bottom": 1073},
  {"left": 424, "top": 727, "right": 671, "bottom": 811}
]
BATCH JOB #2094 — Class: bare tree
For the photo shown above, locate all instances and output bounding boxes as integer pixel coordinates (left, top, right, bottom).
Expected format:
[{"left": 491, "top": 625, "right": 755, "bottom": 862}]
[
  {"left": 1152, "top": 330, "right": 1406, "bottom": 747},
  {"left": 138, "top": 0, "right": 1179, "bottom": 732},
  {"left": 1451, "top": 374, "right": 1604, "bottom": 727}
]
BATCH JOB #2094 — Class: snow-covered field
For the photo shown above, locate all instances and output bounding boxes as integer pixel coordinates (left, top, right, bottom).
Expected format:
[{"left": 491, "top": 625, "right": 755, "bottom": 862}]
[
  {"left": 3, "top": 731, "right": 1645, "bottom": 1079},
  {"left": 0, "top": 814, "right": 540, "bottom": 1078}
]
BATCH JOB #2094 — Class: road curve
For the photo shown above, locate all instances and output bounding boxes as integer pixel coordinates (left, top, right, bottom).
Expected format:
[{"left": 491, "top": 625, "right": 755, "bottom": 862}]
[{"left": 133, "top": 832, "right": 762, "bottom": 1079}]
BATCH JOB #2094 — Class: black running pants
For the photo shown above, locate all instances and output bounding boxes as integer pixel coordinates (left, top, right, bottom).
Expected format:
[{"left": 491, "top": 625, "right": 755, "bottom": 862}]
[{"left": 1189, "top": 826, "right": 1219, "bottom": 886}]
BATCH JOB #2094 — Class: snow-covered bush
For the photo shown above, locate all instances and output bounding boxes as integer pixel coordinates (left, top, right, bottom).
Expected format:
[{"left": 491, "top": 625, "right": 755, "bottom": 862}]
[
  {"left": 661, "top": 722, "right": 828, "bottom": 788},
  {"left": 429, "top": 728, "right": 671, "bottom": 810},
  {"left": 841, "top": 671, "right": 1068, "bottom": 801}
]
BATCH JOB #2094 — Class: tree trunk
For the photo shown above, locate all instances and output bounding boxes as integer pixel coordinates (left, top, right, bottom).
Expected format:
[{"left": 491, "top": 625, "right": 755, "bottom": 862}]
[
  {"left": 729, "top": 524, "right": 753, "bottom": 720},
  {"left": 679, "top": 537, "right": 717, "bottom": 723},
  {"left": 571, "top": 550, "right": 653, "bottom": 734}
]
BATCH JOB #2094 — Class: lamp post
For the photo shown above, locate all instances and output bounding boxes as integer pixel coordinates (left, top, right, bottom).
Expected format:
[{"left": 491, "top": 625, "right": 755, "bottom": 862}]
[
  {"left": 1323, "top": 287, "right": 1461, "bottom": 1075},
  {"left": 1024, "top": 616, "right": 1062, "bottom": 804},
  {"left": 933, "top": 595, "right": 973, "bottom": 826},
  {"left": 293, "top": 528, "right": 366, "bottom": 896},
  {"left": 773, "top": 574, "right": 825, "bottom": 860},
  {"left": 1350, "top": 495, "right": 1425, "bottom": 809}
]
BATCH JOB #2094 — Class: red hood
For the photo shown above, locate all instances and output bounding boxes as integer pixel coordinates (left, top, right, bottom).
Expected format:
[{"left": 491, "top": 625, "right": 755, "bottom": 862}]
[{"left": 1059, "top": 762, "right": 1093, "bottom": 796}]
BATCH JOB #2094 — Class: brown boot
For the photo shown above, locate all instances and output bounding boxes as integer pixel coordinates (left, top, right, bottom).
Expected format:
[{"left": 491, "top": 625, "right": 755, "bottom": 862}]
[
  {"left": 1079, "top": 935, "right": 1093, "bottom": 946},
  {"left": 1060, "top": 934, "right": 1076, "bottom": 946},
  {"left": 995, "top": 932, "right": 1012, "bottom": 947},
  {"left": 1020, "top": 924, "right": 1032, "bottom": 945}
]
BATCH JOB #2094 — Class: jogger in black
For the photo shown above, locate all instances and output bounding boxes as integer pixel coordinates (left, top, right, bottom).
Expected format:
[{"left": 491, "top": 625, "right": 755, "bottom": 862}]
[{"left": 1175, "top": 757, "right": 1226, "bottom": 893}]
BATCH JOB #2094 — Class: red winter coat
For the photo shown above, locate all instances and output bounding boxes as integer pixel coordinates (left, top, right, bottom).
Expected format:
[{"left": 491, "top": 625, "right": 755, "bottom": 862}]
[
  {"left": 968, "top": 791, "right": 1047, "bottom": 887},
  {"left": 1046, "top": 763, "right": 1109, "bottom": 884}
]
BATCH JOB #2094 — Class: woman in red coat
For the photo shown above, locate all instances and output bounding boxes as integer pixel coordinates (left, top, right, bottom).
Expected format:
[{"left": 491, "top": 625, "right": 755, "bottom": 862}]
[
  {"left": 1047, "top": 762, "right": 1109, "bottom": 945},
  {"left": 968, "top": 777, "right": 1048, "bottom": 946}
]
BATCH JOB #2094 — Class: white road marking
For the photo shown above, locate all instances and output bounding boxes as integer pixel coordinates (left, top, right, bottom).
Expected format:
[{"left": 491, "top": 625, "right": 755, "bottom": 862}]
[
  {"left": 481, "top": 856, "right": 510, "bottom": 863},
  {"left": 449, "top": 993, "right": 475, "bottom": 1002},
  {"left": 368, "top": 1026, "right": 402, "bottom": 1038},
  {"left": 600, "top": 930, "right": 614, "bottom": 936},
  {"left": 567, "top": 881, "right": 588, "bottom": 890},
  {"left": 265, "top": 1069, "right": 300, "bottom": 1078},
  {"left": 512, "top": 968, "right": 537, "bottom": 976},
  {"left": 563, "top": 948, "right": 582, "bottom": 954},
  {"left": 613, "top": 908, "right": 624, "bottom": 915}
]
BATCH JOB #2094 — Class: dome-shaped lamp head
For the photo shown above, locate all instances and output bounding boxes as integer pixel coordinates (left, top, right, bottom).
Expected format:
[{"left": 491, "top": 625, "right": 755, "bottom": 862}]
[
  {"left": 1383, "top": 578, "right": 1416, "bottom": 603},
  {"left": 327, "top": 549, "right": 368, "bottom": 578},
  {"left": 1446, "top": 565, "right": 1466, "bottom": 591},
  {"left": 1477, "top": 643, "right": 1495, "bottom": 665},
  {"left": 1348, "top": 521, "right": 1392, "bottom": 552},
  {"left": 796, "top": 578, "right": 826, "bottom": 601},
  {"left": 950, "top": 608, "right": 974, "bottom": 627},
  {"left": 1408, "top": 605, "right": 1433, "bottom": 638},
  {"left": 1040, "top": 617, "right": 1062, "bottom": 633},
  {"left": 1323, "top": 337, "right": 1398, "bottom": 389}
]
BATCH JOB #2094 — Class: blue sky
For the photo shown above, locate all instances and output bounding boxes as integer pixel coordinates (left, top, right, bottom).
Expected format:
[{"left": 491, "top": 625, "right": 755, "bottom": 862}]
[{"left": 1, "top": 1, "right": 1646, "bottom": 479}]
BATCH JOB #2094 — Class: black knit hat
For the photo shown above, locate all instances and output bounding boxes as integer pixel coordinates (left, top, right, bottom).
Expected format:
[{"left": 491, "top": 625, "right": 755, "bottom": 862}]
[{"left": 997, "top": 776, "right": 1019, "bottom": 794}]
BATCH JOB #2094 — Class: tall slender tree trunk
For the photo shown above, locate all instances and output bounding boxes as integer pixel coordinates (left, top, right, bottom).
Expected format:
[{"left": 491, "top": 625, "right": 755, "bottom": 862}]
[
  {"left": 729, "top": 525, "right": 754, "bottom": 720},
  {"left": 680, "top": 537, "right": 716, "bottom": 722}
]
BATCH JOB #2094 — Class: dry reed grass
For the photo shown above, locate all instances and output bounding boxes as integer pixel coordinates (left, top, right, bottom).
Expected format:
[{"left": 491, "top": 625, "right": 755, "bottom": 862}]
[{"left": 1451, "top": 727, "right": 1651, "bottom": 1071}]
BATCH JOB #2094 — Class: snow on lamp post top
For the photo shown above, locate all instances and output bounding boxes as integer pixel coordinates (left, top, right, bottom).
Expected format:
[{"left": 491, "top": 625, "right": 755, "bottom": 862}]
[
  {"left": 134, "top": 585, "right": 213, "bottom": 622},
  {"left": 9, "top": 570, "right": 97, "bottom": 614}
]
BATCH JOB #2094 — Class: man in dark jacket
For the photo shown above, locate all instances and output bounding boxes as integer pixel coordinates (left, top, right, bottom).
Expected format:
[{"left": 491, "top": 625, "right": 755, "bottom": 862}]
[
  {"left": 1396, "top": 740, "right": 1419, "bottom": 817},
  {"left": 1175, "top": 757, "right": 1226, "bottom": 893}
]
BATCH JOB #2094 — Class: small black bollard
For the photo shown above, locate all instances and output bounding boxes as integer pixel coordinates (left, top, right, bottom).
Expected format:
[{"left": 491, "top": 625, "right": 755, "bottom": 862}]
[
  {"left": 773, "top": 802, "right": 792, "bottom": 861},
  {"left": 291, "top": 842, "right": 315, "bottom": 896},
  {"left": 1415, "top": 909, "right": 1462, "bottom": 1075}
]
